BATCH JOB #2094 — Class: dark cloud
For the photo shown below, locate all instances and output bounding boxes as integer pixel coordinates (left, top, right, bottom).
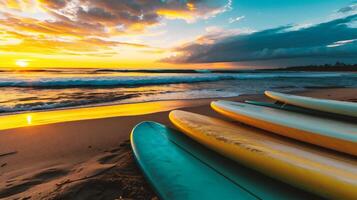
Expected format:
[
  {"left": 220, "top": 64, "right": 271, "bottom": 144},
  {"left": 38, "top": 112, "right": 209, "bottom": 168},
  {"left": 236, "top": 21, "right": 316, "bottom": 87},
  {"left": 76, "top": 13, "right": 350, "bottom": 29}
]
[
  {"left": 39, "top": 0, "right": 68, "bottom": 9},
  {"left": 165, "top": 14, "right": 357, "bottom": 63},
  {"left": 38, "top": 0, "right": 228, "bottom": 34},
  {"left": 77, "top": 7, "right": 117, "bottom": 22},
  {"left": 0, "top": 0, "right": 229, "bottom": 39},
  {"left": 338, "top": 2, "right": 357, "bottom": 13}
]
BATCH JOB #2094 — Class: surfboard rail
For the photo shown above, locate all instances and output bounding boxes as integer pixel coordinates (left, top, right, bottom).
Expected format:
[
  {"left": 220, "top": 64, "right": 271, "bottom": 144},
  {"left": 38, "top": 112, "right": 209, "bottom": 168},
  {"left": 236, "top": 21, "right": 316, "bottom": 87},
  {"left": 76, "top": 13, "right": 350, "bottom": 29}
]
[{"left": 265, "top": 91, "right": 357, "bottom": 117}]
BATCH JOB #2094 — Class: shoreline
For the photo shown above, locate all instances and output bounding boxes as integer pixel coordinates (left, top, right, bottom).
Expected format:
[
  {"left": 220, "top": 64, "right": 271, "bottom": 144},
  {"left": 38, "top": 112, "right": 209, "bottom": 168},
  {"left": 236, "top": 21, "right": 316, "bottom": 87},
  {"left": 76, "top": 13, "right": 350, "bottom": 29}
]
[
  {"left": 0, "top": 88, "right": 356, "bottom": 199},
  {"left": 0, "top": 90, "right": 293, "bottom": 117},
  {"left": 0, "top": 86, "right": 354, "bottom": 130}
]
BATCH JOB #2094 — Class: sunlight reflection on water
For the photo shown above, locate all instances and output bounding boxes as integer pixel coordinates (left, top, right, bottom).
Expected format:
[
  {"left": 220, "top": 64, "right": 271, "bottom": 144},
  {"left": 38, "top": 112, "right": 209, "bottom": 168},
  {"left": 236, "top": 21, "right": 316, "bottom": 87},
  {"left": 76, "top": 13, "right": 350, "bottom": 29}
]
[
  {"left": 0, "top": 100, "right": 201, "bottom": 131},
  {"left": 26, "top": 114, "right": 32, "bottom": 125}
]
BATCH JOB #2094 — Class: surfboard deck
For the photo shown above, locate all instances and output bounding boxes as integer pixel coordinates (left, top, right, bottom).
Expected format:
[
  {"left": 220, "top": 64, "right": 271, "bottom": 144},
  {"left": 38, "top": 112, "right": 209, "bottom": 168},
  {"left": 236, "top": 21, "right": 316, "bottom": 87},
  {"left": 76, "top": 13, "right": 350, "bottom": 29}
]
[
  {"left": 131, "top": 121, "right": 321, "bottom": 200},
  {"left": 265, "top": 91, "right": 357, "bottom": 117},
  {"left": 245, "top": 100, "right": 355, "bottom": 122},
  {"left": 211, "top": 100, "right": 357, "bottom": 156},
  {"left": 245, "top": 100, "right": 324, "bottom": 114},
  {"left": 169, "top": 110, "right": 357, "bottom": 199}
]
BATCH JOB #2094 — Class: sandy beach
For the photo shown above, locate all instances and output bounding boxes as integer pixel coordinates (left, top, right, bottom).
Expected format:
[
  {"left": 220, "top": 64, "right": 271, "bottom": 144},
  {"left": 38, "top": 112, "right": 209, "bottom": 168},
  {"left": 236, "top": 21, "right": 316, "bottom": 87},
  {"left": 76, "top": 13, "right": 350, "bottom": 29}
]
[{"left": 0, "top": 88, "right": 356, "bottom": 199}]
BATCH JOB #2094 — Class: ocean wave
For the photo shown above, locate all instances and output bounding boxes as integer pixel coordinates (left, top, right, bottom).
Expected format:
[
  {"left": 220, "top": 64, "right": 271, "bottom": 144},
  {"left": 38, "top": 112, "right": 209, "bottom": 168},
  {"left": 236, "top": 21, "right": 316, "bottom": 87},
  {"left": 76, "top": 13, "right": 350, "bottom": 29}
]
[
  {"left": 93, "top": 69, "right": 214, "bottom": 73},
  {"left": 0, "top": 72, "right": 350, "bottom": 88},
  {"left": 0, "top": 93, "right": 140, "bottom": 113},
  {"left": 1, "top": 71, "right": 356, "bottom": 114}
]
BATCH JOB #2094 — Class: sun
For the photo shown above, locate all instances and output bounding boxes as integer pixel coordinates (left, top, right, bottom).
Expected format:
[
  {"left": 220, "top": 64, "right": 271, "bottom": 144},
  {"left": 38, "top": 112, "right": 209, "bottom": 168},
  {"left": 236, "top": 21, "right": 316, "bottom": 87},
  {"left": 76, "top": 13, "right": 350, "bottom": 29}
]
[{"left": 15, "top": 60, "right": 29, "bottom": 67}]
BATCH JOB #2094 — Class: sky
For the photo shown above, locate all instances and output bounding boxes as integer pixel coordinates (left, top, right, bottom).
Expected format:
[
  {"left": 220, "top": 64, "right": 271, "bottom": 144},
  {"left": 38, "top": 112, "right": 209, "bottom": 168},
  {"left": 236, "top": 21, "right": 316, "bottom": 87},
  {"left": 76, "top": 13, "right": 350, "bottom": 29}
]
[{"left": 0, "top": 0, "right": 356, "bottom": 69}]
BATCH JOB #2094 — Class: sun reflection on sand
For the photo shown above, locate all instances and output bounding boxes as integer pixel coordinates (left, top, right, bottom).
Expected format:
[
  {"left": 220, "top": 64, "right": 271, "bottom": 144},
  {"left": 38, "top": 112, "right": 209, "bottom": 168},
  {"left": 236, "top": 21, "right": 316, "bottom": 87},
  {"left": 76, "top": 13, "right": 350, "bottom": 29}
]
[{"left": 0, "top": 100, "right": 199, "bottom": 131}]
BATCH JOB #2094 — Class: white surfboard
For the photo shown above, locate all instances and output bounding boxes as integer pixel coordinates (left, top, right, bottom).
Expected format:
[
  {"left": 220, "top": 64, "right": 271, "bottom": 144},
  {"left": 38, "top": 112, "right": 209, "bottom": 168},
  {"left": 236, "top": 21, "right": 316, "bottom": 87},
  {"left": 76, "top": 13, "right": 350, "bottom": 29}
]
[{"left": 265, "top": 91, "right": 357, "bottom": 117}]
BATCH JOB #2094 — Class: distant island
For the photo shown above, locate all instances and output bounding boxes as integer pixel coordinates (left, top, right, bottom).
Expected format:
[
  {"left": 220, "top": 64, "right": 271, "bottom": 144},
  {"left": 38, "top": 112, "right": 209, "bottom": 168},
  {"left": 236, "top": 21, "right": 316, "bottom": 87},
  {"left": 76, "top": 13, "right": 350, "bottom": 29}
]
[{"left": 265, "top": 62, "right": 357, "bottom": 72}]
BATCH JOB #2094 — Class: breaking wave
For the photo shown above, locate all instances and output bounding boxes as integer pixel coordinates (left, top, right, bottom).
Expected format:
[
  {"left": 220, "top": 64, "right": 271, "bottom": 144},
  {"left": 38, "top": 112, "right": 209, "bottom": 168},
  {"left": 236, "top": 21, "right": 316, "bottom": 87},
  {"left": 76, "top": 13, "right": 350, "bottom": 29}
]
[{"left": 0, "top": 72, "right": 349, "bottom": 88}]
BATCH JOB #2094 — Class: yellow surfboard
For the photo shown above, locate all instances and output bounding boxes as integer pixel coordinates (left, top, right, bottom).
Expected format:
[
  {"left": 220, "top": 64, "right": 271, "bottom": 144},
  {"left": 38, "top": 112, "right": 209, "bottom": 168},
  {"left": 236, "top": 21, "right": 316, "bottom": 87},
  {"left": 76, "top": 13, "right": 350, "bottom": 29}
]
[
  {"left": 169, "top": 110, "right": 357, "bottom": 199},
  {"left": 265, "top": 91, "right": 357, "bottom": 117},
  {"left": 211, "top": 100, "right": 357, "bottom": 156}
]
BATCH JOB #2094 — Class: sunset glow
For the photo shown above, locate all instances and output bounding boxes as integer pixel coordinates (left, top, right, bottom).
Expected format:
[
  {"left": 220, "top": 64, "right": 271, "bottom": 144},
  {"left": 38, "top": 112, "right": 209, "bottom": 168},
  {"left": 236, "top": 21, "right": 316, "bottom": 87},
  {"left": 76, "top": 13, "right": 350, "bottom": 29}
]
[
  {"left": 1, "top": 2, "right": 357, "bottom": 199},
  {"left": 0, "top": 0, "right": 231, "bottom": 69},
  {"left": 15, "top": 60, "right": 29, "bottom": 67},
  {"left": 0, "top": 1, "right": 356, "bottom": 69}
]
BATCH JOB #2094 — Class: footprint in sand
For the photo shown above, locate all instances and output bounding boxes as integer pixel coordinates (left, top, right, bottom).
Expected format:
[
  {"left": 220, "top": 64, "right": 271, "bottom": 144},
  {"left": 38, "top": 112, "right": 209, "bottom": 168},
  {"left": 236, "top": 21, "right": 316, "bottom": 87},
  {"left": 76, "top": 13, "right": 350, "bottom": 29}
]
[
  {"left": 0, "top": 167, "right": 69, "bottom": 199},
  {"left": 0, "top": 151, "right": 17, "bottom": 158}
]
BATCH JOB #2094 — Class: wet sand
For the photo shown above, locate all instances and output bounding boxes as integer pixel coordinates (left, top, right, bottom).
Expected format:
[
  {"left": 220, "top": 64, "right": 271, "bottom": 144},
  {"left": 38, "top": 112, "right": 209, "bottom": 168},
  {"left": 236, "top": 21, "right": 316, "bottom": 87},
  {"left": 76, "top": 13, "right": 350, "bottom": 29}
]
[{"left": 0, "top": 88, "right": 356, "bottom": 199}]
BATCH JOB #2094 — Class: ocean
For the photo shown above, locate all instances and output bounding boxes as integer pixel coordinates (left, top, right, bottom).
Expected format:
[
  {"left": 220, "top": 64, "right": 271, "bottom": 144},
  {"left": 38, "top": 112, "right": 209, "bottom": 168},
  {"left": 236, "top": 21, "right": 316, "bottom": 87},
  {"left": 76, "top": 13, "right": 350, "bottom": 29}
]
[{"left": 0, "top": 69, "right": 356, "bottom": 114}]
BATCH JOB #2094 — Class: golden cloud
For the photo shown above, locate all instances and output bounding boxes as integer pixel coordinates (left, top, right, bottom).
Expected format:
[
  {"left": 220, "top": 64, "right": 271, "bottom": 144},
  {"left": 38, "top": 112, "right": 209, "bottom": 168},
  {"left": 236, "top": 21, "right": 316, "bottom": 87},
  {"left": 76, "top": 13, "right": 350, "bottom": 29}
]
[{"left": 0, "top": 0, "right": 230, "bottom": 57}]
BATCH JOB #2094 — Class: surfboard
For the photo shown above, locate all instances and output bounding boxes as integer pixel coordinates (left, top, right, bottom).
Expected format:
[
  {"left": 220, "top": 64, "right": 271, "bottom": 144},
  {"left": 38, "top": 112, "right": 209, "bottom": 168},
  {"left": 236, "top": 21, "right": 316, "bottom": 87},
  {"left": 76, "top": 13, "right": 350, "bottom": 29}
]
[
  {"left": 131, "top": 121, "right": 320, "bottom": 200},
  {"left": 265, "top": 91, "right": 357, "bottom": 117},
  {"left": 169, "top": 110, "right": 357, "bottom": 199},
  {"left": 245, "top": 100, "right": 354, "bottom": 121},
  {"left": 245, "top": 100, "right": 321, "bottom": 114},
  {"left": 211, "top": 100, "right": 357, "bottom": 156}
]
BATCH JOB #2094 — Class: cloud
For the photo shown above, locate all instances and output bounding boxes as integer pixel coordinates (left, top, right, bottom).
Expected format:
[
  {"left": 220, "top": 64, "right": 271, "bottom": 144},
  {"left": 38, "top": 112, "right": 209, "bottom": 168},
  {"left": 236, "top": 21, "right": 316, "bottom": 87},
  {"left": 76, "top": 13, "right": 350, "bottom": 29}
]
[
  {"left": 0, "top": 0, "right": 230, "bottom": 56},
  {"left": 228, "top": 15, "right": 245, "bottom": 24},
  {"left": 327, "top": 39, "right": 357, "bottom": 48},
  {"left": 36, "top": 0, "right": 229, "bottom": 34},
  {"left": 164, "top": 14, "right": 357, "bottom": 63},
  {"left": 338, "top": 2, "right": 357, "bottom": 14},
  {"left": 39, "top": 0, "right": 68, "bottom": 9},
  {"left": 0, "top": 29, "right": 154, "bottom": 56}
]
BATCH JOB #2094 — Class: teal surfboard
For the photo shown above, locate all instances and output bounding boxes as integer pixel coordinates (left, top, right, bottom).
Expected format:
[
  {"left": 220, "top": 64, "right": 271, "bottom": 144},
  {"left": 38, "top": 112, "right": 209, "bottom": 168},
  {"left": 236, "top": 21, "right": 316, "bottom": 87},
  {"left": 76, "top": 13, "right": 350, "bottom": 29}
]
[{"left": 131, "top": 121, "right": 321, "bottom": 200}]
